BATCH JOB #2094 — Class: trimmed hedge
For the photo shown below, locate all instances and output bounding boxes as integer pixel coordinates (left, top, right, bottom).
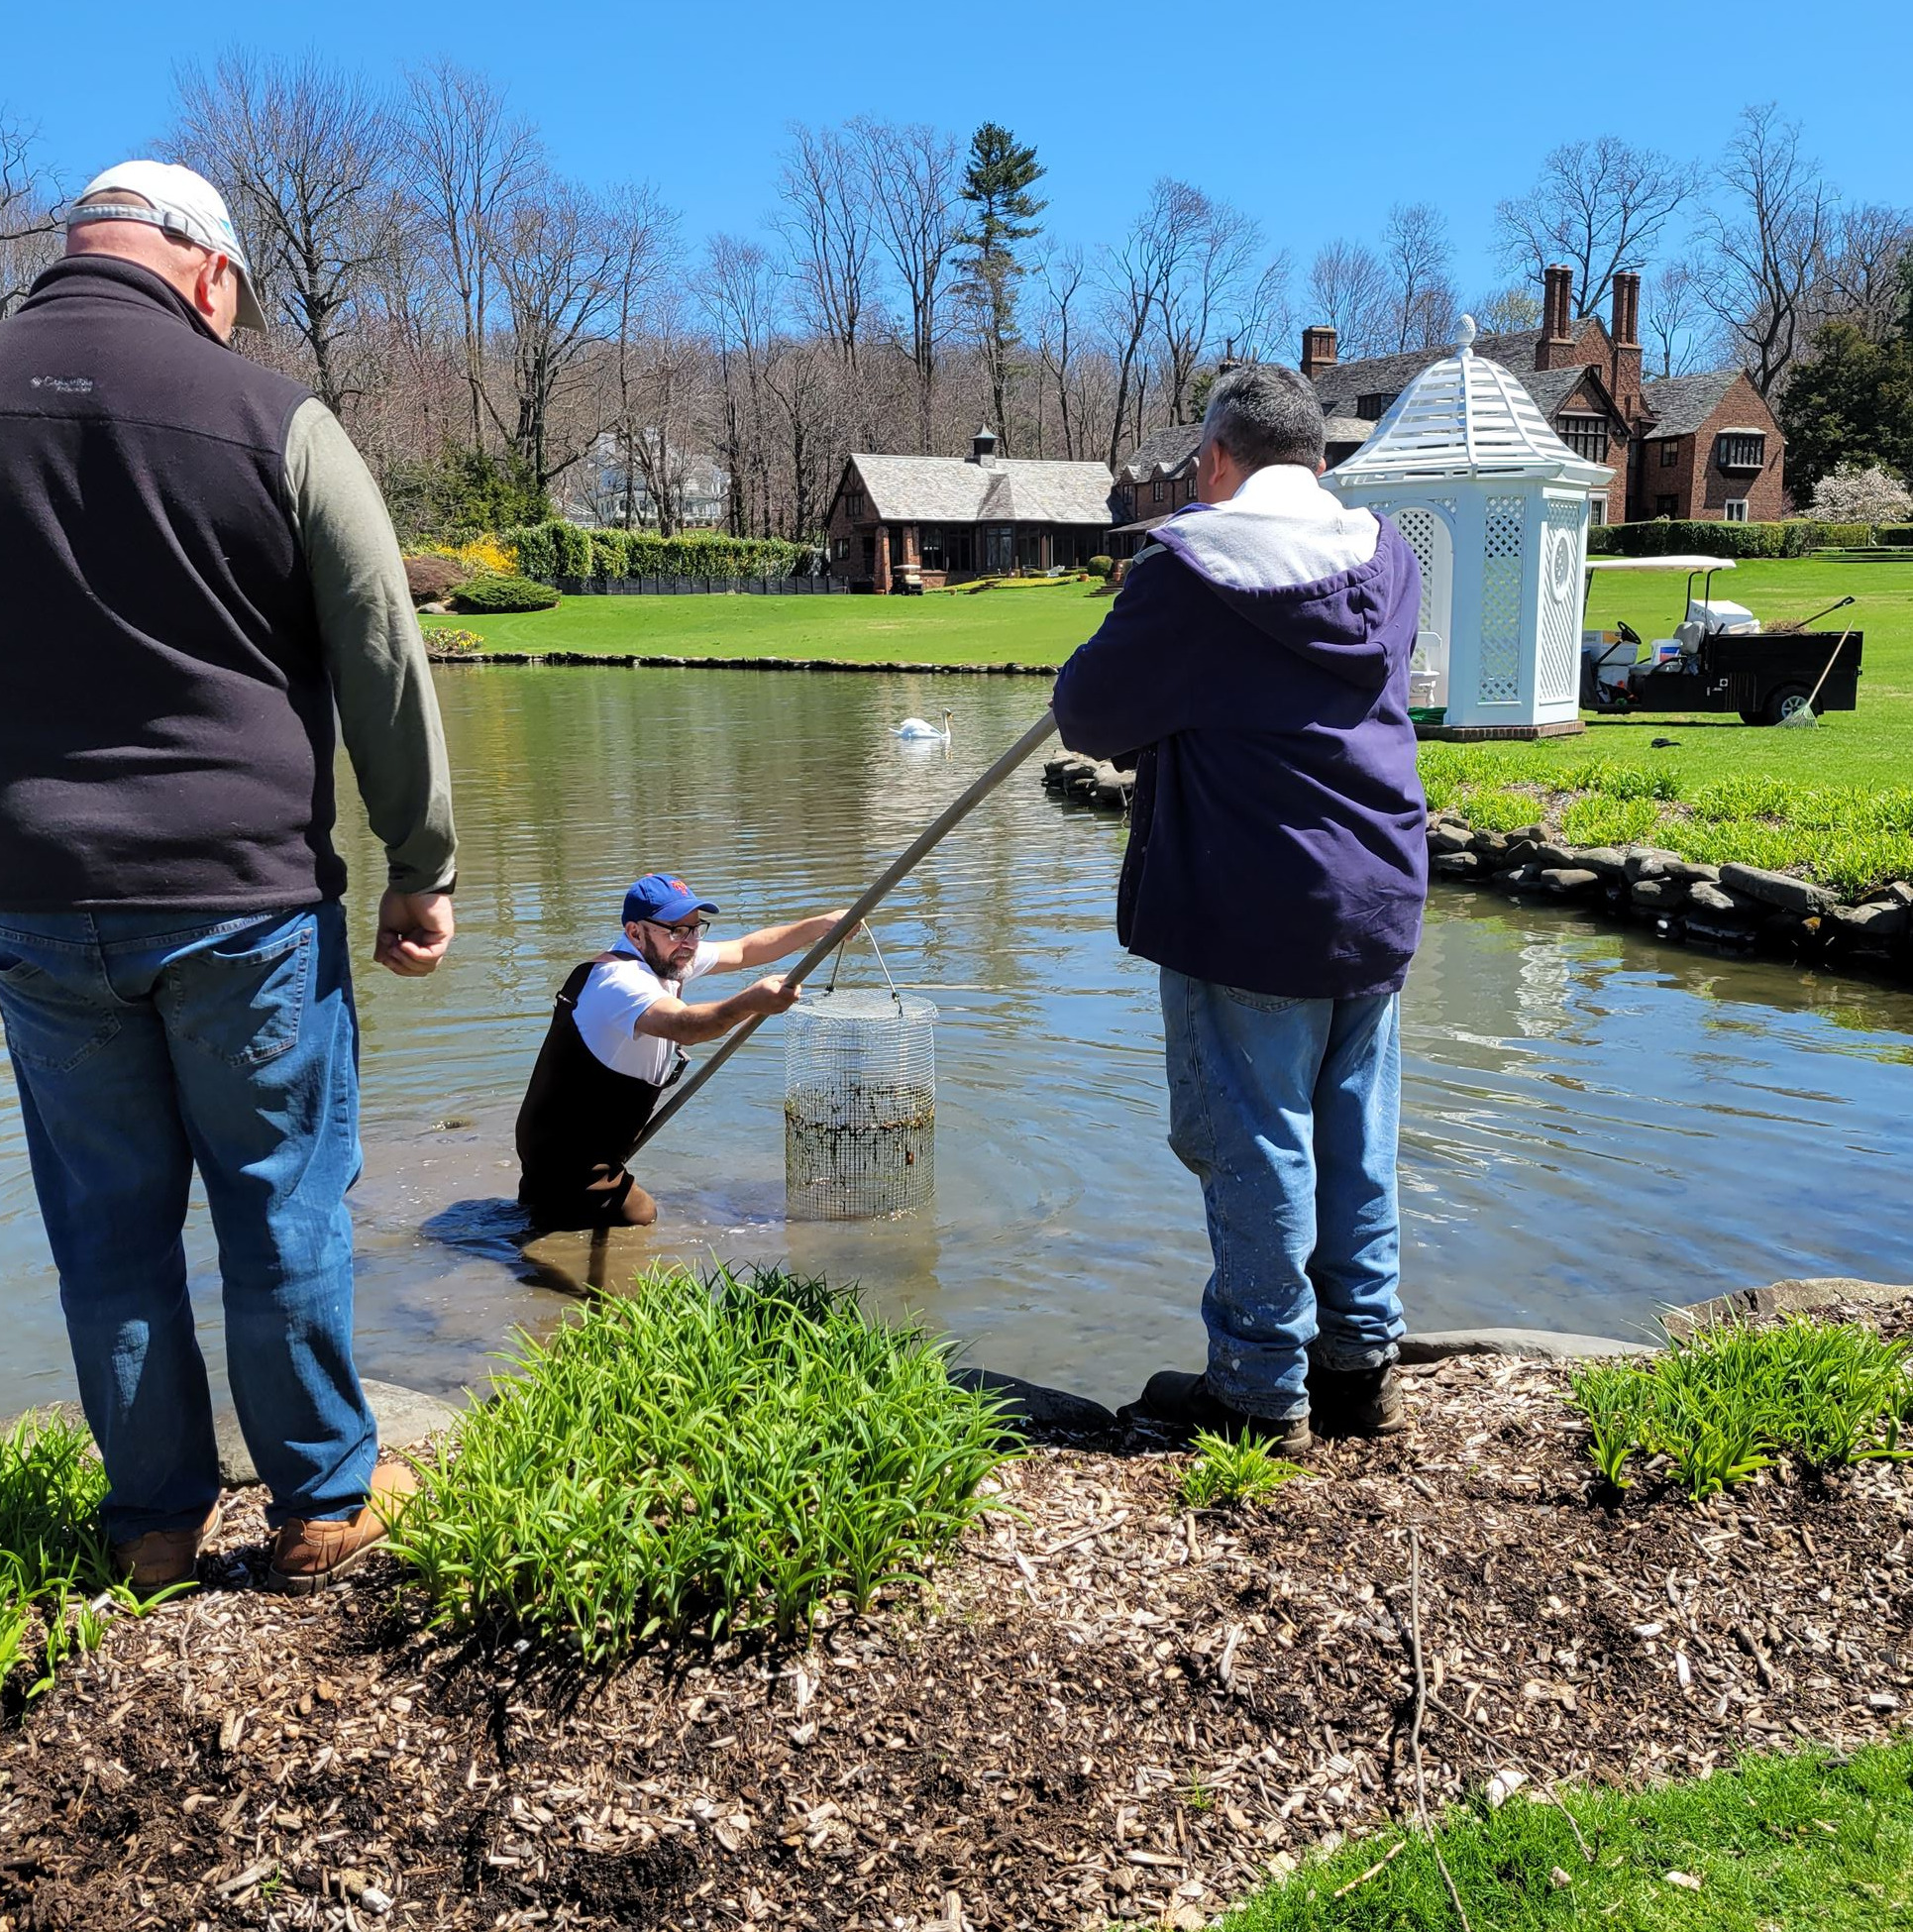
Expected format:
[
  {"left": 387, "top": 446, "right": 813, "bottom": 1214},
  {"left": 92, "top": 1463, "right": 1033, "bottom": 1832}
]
[
  {"left": 451, "top": 573, "right": 561, "bottom": 614},
  {"left": 1587, "top": 519, "right": 1879, "bottom": 559},
  {"left": 506, "top": 521, "right": 812, "bottom": 584},
  {"left": 1879, "top": 525, "right": 1913, "bottom": 548}
]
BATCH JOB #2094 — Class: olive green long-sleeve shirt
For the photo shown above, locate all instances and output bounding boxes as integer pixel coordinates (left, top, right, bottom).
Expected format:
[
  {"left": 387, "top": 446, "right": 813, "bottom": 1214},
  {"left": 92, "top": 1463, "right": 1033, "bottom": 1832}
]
[{"left": 285, "top": 399, "right": 458, "bottom": 896}]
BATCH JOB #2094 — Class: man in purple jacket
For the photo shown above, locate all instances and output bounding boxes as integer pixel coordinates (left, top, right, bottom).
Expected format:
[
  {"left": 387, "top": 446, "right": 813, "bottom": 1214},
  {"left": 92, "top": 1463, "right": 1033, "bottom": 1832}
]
[{"left": 1053, "top": 364, "right": 1428, "bottom": 1453}]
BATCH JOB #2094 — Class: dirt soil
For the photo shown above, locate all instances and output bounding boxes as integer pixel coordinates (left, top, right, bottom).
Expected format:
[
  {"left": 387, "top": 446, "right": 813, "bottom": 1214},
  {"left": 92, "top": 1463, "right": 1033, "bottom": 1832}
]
[{"left": 5, "top": 1317, "right": 1913, "bottom": 1932}]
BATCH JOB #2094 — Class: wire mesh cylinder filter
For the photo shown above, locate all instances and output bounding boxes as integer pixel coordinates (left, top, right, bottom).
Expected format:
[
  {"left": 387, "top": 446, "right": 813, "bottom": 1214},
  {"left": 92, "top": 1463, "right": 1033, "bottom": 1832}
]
[{"left": 784, "top": 988, "right": 936, "bottom": 1221}]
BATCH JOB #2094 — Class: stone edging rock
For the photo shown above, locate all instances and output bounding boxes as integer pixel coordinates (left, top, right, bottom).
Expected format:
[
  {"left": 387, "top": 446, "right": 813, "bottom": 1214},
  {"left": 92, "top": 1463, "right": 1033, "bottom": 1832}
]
[
  {"left": 1424, "top": 813, "right": 1912, "bottom": 976},
  {"left": 428, "top": 650, "right": 1059, "bottom": 675}
]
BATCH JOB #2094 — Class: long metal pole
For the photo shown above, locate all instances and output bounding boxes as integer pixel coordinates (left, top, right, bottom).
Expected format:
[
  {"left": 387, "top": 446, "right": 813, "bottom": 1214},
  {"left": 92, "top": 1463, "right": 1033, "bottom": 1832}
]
[{"left": 634, "top": 706, "right": 1060, "bottom": 1151}]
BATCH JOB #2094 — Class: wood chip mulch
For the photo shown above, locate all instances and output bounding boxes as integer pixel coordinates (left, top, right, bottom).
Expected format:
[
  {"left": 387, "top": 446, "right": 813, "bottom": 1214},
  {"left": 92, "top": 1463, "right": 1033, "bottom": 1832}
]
[{"left": 5, "top": 1324, "right": 1913, "bottom": 1932}]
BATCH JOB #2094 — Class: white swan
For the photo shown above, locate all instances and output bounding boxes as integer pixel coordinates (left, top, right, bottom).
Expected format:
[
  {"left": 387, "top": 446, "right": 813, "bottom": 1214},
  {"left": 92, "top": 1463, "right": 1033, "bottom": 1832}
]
[{"left": 892, "top": 708, "right": 954, "bottom": 742}]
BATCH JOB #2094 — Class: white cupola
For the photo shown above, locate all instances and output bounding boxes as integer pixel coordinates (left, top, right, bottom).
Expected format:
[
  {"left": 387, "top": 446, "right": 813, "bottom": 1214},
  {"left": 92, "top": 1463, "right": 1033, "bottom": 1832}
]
[{"left": 1325, "top": 316, "right": 1613, "bottom": 735}]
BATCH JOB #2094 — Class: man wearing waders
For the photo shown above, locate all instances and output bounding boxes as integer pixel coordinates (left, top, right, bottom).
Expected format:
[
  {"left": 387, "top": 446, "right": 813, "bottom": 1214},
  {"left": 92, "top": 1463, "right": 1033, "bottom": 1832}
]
[{"left": 515, "top": 875, "right": 846, "bottom": 1229}]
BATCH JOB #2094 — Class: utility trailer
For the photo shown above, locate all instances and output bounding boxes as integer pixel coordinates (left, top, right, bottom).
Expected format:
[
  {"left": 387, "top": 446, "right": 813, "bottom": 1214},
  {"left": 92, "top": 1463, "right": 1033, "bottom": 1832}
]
[{"left": 1579, "top": 556, "right": 1862, "bottom": 725}]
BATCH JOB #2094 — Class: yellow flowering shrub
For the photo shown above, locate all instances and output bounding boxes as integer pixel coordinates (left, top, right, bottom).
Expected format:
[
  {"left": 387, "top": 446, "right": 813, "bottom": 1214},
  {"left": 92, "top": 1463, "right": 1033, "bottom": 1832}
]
[{"left": 420, "top": 533, "right": 519, "bottom": 578}]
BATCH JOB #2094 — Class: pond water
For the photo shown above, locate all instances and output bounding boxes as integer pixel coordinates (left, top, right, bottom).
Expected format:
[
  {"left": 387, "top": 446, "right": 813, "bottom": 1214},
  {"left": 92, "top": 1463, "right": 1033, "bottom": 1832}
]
[{"left": 3, "top": 666, "right": 1911, "bottom": 1421}]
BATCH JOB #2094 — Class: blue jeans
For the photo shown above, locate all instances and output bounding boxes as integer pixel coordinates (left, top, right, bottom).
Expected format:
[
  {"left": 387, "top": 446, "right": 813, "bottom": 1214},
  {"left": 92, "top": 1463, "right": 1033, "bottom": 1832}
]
[
  {"left": 1162, "top": 969, "right": 1406, "bottom": 1421},
  {"left": 0, "top": 905, "right": 376, "bottom": 1540}
]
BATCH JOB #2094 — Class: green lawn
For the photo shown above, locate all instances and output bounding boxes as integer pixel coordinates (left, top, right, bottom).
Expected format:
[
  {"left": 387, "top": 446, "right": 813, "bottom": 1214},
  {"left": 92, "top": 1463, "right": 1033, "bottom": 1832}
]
[
  {"left": 421, "top": 577, "right": 1109, "bottom": 665},
  {"left": 1224, "top": 1742, "right": 1913, "bottom": 1931}
]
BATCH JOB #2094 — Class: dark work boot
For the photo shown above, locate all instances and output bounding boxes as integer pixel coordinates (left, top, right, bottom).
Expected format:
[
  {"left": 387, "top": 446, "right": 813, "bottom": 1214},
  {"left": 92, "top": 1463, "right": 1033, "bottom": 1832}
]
[
  {"left": 1309, "top": 1362, "right": 1408, "bottom": 1438},
  {"left": 1118, "top": 1371, "right": 1312, "bottom": 1455}
]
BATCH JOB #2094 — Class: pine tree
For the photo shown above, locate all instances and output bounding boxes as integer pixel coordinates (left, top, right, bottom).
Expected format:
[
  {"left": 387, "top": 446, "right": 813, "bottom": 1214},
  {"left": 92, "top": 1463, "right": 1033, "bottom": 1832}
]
[{"left": 958, "top": 123, "right": 1046, "bottom": 456}]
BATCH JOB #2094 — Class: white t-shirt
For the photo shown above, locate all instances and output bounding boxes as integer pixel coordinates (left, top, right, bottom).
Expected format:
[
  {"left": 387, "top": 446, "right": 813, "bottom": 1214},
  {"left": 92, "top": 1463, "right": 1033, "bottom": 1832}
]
[{"left": 571, "top": 936, "right": 721, "bottom": 1085}]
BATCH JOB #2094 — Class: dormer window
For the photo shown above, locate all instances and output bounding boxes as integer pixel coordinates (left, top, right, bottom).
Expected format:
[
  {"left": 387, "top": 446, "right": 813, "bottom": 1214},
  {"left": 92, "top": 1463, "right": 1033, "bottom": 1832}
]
[
  {"left": 1556, "top": 414, "right": 1609, "bottom": 463},
  {"left": 1152, "top": 480, "right": 1165, "bottom": 503},
  {"left": 845, "top": 487, "right": 867, "bottom": 519},
  {"left": 1715, "top": 431, "right": 1765, "bottom": 472},
  {"left": 1355, "top": 391, "right": 1397, "bottom": 420}
]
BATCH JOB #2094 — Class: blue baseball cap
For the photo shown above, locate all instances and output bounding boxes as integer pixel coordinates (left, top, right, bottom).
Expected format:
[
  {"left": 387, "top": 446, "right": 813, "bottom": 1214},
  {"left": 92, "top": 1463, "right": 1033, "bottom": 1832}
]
[{"left": 622, "top": 874, "right": 719, "bottom": 927}]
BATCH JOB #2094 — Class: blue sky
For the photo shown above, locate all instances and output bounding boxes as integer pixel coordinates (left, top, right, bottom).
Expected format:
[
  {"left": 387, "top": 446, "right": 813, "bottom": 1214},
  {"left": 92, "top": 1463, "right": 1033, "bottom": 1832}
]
[{"left": 9, "top": 0, "right": 1909, "bottom": 321}]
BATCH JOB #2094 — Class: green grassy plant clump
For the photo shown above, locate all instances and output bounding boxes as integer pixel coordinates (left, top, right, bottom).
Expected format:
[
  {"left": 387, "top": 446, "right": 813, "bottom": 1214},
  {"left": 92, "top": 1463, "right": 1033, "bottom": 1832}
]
[
  {"left": 1180, "top": 1431, "right": 1310, "bottom": 1510},
  {"left": 451, "top": 573, "right": 561, "bottom": 615},
  {"left": 0, "top": 1413, "right": 168, "bottom": 1701},
  {"left": 1421, "top": 741, "right": 1913, "bottom": 899},
  {"left": 1569, "top": 1317, "right": 1913, "bottom": 1500},
  {"left": 1224, "top": 1742, "right": 1913, "bottom": 1930},
  {"left": 392, "top": 1265, "right": 1012, "bottom": 1657}
]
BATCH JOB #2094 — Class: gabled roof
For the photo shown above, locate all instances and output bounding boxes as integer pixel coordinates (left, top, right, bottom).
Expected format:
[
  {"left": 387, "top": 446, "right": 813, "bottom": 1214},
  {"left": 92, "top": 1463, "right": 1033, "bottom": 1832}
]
[
  {"left": 1116, "top": 423, "right": 1202, "bottom": 482},
  {"left": 1327, "top": 319, "right": 1613, "bottom": 489},
  {"left": 1640, "top": 370, "right": 1748, "bottom": 439},
  {"left": 846, "top": 453, "right": 1114, "bottom": 524}
]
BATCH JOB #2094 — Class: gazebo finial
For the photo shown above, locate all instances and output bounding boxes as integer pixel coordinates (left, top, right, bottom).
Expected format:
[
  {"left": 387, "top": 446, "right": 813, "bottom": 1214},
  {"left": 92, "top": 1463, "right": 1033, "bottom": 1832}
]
[{"left": 1455, "top": 314, "right": 1477, "bottom": 353}]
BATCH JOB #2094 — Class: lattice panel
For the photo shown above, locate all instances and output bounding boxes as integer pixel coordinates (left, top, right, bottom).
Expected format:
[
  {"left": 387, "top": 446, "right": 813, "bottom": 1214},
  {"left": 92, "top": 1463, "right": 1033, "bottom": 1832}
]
[
  {"left": 1392, "top": 507, "right": 1438, "bottom": 630},
  {"left": 1477, "top": 494, "right": 1526, "bottom": 703},
  {"left": 1537, "top": 500, "right": 1584, "bottom": 704}
]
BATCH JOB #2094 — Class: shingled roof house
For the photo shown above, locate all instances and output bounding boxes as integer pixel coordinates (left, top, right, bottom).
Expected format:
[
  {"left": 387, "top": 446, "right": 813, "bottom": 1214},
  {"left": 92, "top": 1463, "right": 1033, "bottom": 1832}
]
[
  {"left": 822, "top": 430, "right": 1115, "bottom": 590},
  {"left": 1108, "top": 266, "right": 1785, "bottom": 549}
]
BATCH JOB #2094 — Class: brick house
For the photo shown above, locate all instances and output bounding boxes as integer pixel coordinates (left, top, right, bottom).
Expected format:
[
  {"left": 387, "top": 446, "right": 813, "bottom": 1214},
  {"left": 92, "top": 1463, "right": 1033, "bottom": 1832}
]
[
  {"left": 1107, "top": 265, "right": 1784, "bottom": 530},
  {"left": 822, "top": 430, "right": 1114, "bottom": 590},
  {"left": 1632, "top": 369, "right": 1786, "bottom": 523}
]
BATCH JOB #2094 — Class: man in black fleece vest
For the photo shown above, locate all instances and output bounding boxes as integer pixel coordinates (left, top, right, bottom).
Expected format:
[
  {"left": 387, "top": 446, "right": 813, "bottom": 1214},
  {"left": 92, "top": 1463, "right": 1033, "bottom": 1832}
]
[{"left": 0, "top": 161, "right": 457, "bottom": 1594}]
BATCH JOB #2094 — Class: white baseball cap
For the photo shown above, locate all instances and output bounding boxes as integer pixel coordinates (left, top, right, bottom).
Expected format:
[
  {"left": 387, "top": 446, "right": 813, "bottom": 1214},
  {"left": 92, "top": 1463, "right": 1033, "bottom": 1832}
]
[{"left": 68, "top": 160, "right": 268, "bottom": 332}]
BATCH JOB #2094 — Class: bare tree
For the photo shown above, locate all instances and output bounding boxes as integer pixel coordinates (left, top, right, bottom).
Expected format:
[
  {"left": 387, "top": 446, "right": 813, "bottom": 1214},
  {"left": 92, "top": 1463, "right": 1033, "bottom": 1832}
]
[
  {"left": 775, "top": 124, "right": 878, "bottom": 374},
  {"left": 492, "top": 173, "right": 621, "bottom": 486},
  {"left": 172, "top": 53, "right": 401, "bottom": 415},
  {"left": 1156, "top": 189, "right": 1259, "bottom": 421},
  {"left": 1222, "top": 252, "right": 1296, "bottom": 368},
  {"left": 1819, "top": 202, "right": 1913, "bottom": 342},
  {"left": 698, "top": 234, "right": 781, "bottom": 534},
  {"left": 1306, "top": 239, "right": 1390, "bottom": 361},
  {"left": 596, "top": 181, "right": 677, "bottom": 528},
  {"left": 1382, "top": 202, "right": 1457, "bottom": 352},
  {"left": 1496, "top": 135, "right": 1700, "bottom": 316},
  {"left": 850, "top": 119, "right": 961, "bottom": 454},
  {"left": 403, "top": 60, "right": 540, "bottom": 450},
  {"left": 1696, "top": 103, "right": 1836, "bottom": 396},
  {"left": 1032, "top": 246, "right": 1091, "bottom": 458},
  {"left": 0, "top": 111, "right": 60, "bottom": 319},
  {"left": 1097, "top": 179, "right": 1201, "bottom": 469},
  {"left": 1644, "top": 261, "right": 1707, "bottom": 377}
]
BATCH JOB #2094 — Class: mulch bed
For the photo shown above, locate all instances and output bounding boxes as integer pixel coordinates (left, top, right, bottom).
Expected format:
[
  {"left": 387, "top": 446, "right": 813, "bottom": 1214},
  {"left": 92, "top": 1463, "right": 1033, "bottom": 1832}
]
[{"left": 5, "top": 1315, "right": 1913, "bottom": 1932}]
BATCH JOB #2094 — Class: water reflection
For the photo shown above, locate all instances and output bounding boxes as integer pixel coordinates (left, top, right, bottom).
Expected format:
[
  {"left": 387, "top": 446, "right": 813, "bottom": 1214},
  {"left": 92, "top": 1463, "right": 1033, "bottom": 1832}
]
[{"left": 1, "top": 666, "right": 1909, "bottom": 1419}]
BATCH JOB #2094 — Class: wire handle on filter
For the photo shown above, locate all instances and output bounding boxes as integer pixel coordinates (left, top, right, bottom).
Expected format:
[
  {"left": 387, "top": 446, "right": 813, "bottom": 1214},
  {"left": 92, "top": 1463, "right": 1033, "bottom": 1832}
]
[{"left": 824, "top": 920, "right": 903, "bottom": 1011}]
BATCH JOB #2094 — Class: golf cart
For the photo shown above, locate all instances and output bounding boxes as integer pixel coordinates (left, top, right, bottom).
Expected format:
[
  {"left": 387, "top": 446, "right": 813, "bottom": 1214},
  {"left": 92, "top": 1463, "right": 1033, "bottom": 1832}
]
[{"left": 1578, "top": 556, "right": 1862, "bottom": 725}]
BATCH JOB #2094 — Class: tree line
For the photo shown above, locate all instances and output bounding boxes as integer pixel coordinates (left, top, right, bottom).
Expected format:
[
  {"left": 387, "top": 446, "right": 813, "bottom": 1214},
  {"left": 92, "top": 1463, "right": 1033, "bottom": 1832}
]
[{"left": 1, "top": 66, "right": 1907, "bottom": 539}]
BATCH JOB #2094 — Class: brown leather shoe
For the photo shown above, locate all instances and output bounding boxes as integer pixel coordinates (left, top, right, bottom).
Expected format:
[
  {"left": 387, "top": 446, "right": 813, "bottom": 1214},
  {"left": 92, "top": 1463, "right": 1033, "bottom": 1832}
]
[
  {"left": 112, "top": 1502, "right": 222, "bottom": 1593},
  {"left": 267, "top": 1463, "right": 418, "bottom": 1596},
  {"left": 1119, "top": 1371, "right": 1313, "bottom": 1455},
  {"left": 1309, "top": 1363, "right": 1409, "bottom": 1438}
]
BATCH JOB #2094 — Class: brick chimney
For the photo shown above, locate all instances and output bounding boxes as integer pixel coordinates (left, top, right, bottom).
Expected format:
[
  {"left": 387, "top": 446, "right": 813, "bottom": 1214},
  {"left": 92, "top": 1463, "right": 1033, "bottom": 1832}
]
[
  {"left": 1535, "top": 265, "right": 1575, "bottom": 371},
  {"left": 1609, "top": 270, "right": 1644, "bottom": 422},
  {"left": 1300, "top": 325, "right": 1338, "bottom": 382}
]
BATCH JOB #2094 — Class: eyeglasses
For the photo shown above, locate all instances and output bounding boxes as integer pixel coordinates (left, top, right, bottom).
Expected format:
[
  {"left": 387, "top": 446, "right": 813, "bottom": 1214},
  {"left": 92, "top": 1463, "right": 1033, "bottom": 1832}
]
[{"left": 645, "top": 917, "right": 710, "bottom": 939}]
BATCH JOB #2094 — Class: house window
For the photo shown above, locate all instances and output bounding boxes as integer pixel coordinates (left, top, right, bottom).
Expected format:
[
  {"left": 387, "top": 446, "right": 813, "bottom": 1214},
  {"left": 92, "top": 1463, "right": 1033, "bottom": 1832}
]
[
  {"left": 946, "top": 527, "right": 975, "bottom": 574},
  {"left": 845, "top": 487, "right": 867, "bottom": 519},
  {"left": 1658, "top": 439, "right": 1679, "bottom": 468},
  {"left": 1356, "top": 391, "right": 1397, "bottom": 420},
  {"left": 1152, "top": 479, "right": 1165, "bottom": 503},
  {"left": 1653, "top": 494, "right": 1679, "bottom": 517},
  {"left": 1588, "top": 492, "right": 1607, "bottom": 525},
  {"left": 1716, "top": 432, "right": 1765, "bottom": 472},
  {"left": 888, "top": 527, "right": 904, "bottom": 566},
  {"left": 1723, "top": 498, "right": 1750, "bottom": 523},
  {"left": 831, "top": 537, "right": 849, "bottom": 562},
  {"left": 1557, "top": 414, "right": 1609, "bottom": 463},
  {"left": 919, "top": 525, "right": 946, "bottom": 572},
  {"left": 983, "top": 524, "right": 1014, "bottom": 574}
]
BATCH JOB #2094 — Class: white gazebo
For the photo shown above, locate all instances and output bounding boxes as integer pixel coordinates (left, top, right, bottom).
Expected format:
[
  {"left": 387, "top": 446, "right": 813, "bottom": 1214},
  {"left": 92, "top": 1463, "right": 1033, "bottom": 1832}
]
[{"left": 1325, "top": 317, "right": 1613, "bottom": 736}]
